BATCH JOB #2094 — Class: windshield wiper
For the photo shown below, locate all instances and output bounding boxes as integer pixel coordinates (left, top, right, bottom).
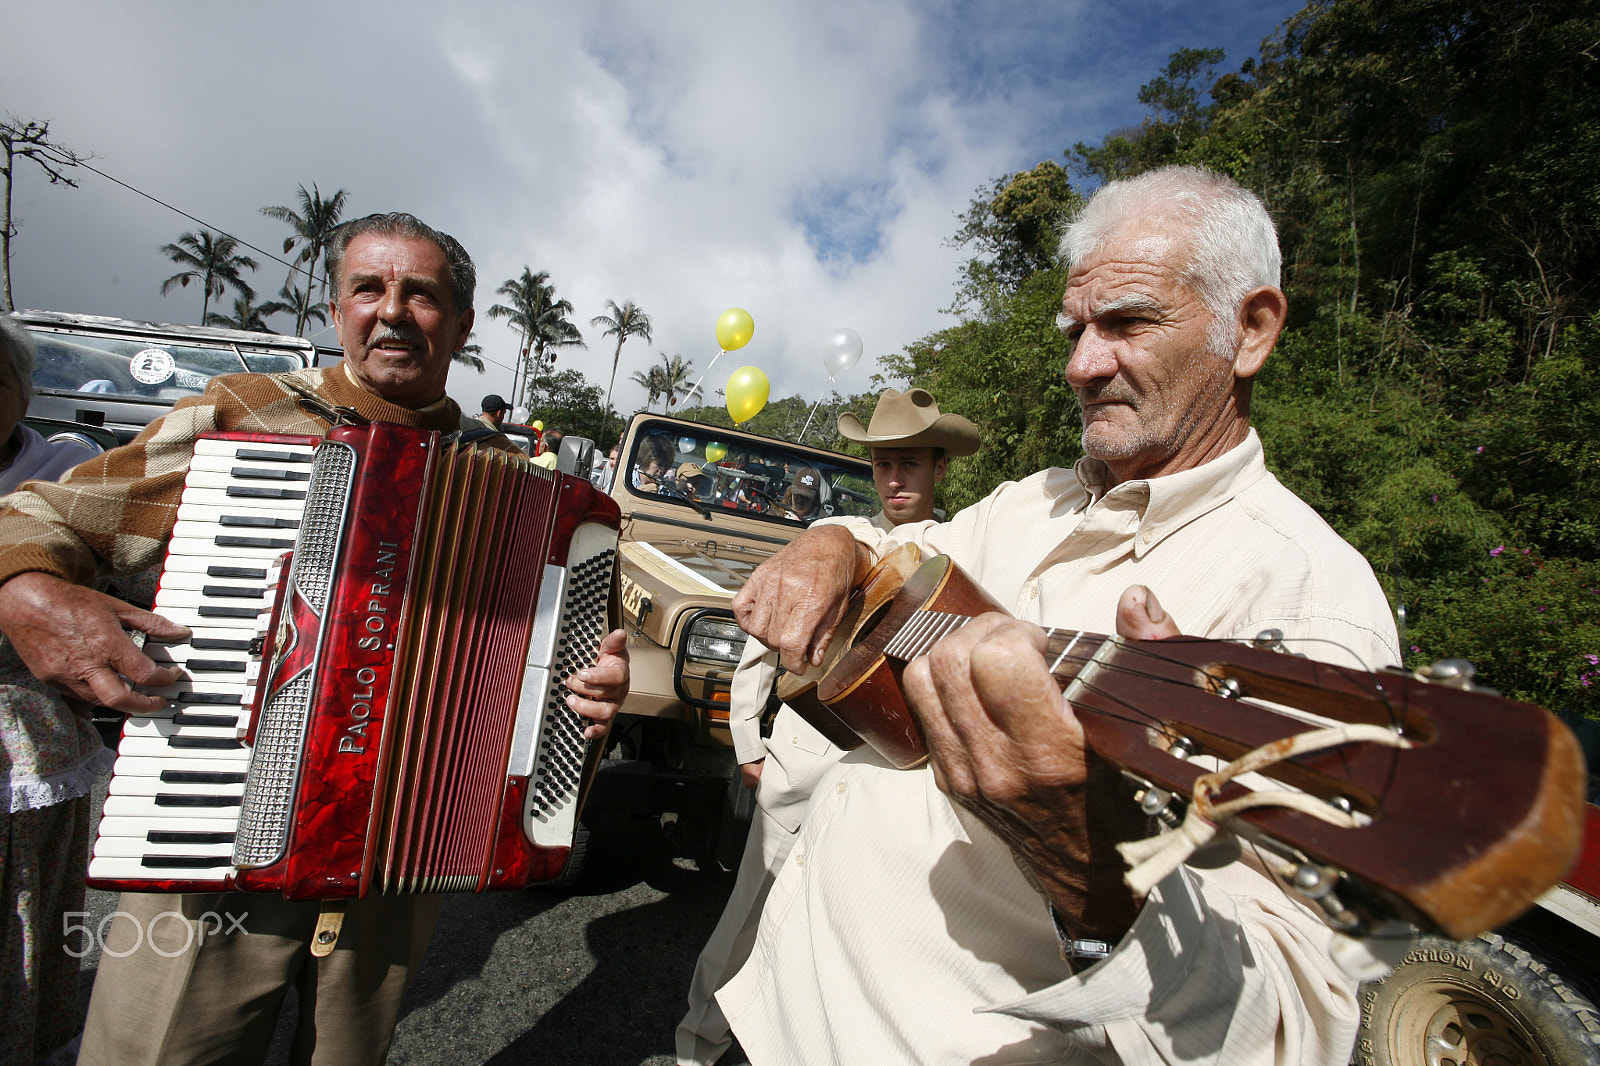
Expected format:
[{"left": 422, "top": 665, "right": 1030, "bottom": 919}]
[{"left": 660, "top": 484, "right": 713, "bottom": 519}]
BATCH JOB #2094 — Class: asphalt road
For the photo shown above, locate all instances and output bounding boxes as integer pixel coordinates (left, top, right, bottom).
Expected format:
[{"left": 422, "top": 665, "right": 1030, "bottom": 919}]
[{"left": 74, "top": 779, "right": 748, "bottom": 1066}]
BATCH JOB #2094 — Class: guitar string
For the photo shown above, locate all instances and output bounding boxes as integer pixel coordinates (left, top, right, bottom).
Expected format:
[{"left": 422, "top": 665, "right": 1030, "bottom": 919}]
[
  {"left": 1052, "top": 634, "right": 1410, "bottom": 807},
  {"left": 893, "top": 610, "right": 1407, "bottom": 802}
]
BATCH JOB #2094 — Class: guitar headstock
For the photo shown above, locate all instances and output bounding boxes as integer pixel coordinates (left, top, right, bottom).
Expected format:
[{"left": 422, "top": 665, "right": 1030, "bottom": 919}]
[{"left": 1070, "top": 636, "right": 1586, "bottom": 940}]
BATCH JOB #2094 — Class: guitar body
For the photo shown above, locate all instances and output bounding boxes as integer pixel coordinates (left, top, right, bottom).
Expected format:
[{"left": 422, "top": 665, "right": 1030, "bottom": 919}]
[
  {"left": 816, "top": 554, "right": 1004, "bottom": 768},
  {"left": 772, "top": 544, "right": 926, "bottom": 754},
  {"left": 799, "top": 552, "right": 1586, "bottom": 940}
]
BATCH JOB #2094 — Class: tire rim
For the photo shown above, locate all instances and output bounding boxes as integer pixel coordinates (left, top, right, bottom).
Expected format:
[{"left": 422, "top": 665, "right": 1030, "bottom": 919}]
[{"left": 1388, "top": 977, "right": 1544, "bottom": 1066}]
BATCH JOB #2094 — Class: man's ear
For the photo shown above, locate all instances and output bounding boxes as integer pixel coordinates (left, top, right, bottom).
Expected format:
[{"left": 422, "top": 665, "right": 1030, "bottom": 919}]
[
  {"left": 1233, "top": 286, "right": 1286, "bottom": 380},
  {"left": 933, "top": 456, "right": 949, "bottom": 484},
  {"left": 453, "top": 308, "right": 476, "bottom": 350}
]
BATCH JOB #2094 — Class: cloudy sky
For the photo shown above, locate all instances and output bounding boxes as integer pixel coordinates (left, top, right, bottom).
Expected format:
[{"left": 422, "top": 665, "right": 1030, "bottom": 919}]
[{"left": 5, "top": 0, "right": 1301, "bottom": 424}]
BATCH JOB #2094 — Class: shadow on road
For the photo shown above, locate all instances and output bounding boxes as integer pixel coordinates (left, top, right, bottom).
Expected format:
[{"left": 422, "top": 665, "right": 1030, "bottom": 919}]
[{"left": 390, "top": 813, "right": 739, "bottom": 1066}]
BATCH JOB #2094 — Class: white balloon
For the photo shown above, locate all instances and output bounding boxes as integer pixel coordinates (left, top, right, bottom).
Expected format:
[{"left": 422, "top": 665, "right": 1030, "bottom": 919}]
[
  {"left": 512, "top": 406, "right": 530, "bottom": 424},
  {"left": 821, "top": 327, "right": 863, "bottom": 378}
]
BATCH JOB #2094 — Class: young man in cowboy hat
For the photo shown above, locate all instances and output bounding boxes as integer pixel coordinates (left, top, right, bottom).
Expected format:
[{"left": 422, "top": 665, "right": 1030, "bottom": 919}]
[
  {"left": 676, "top": 389, "right": 980, "bottom": 1066},
  {"left": 838, "top": 386, "right": 981, "bottom": 527}
]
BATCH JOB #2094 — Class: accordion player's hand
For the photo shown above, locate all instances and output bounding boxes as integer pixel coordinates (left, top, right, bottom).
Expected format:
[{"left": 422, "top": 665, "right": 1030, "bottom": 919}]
[
  {"left": 0, "top": 571, "right": 191, "bottom": 714},
  {"left": 565, "top": 628, "right": 629, "bottom": 739}
]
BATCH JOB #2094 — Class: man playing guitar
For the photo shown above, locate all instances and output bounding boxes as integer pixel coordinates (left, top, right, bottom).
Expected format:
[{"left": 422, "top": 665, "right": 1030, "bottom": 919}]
[{"left": 722, "top": 166, "right": 1400, "bottom": 1065}]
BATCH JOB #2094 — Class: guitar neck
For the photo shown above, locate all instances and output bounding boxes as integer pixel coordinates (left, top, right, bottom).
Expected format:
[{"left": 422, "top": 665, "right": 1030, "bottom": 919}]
[
  {"left": 818, "top": 552, "right": 1586, "bottom": 941},
  {"left": 883, "top": 609, "right": 1110, "bottom": 689}
]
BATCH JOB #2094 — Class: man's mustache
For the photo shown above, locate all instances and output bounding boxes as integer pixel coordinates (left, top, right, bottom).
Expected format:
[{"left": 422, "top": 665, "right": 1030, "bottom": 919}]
[
  {"left": 1078, "top": 384, "right": 1138, "bottom": 407},
  {"left": 371, "top": 327, "right": 424, "bottom": 348}
]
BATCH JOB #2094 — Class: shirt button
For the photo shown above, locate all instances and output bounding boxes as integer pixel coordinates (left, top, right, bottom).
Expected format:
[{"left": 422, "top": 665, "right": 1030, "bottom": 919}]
[{"left": 835, "top": 781, "right": 848, "bottom": 795}]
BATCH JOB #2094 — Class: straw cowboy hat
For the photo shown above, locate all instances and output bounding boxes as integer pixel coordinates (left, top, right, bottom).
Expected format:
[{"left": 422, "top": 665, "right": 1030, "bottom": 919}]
[{"left": 837, "top": 388, "right": 980, "bottom": 456}]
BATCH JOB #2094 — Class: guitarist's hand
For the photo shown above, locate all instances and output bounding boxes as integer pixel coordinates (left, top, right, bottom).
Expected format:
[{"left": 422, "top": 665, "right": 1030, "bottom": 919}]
[
  {"left": 732, "top": 525, "right": 873, "bottom": 673},
  {"left": 903, "top": 585, "right": 1178, "bottom": 946}
]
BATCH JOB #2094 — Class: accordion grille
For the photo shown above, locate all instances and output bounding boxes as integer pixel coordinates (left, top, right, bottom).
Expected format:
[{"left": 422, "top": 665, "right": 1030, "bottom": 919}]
[
  {"left": 233, "top": 672, "right": 315, "bottom": 866},
  {"left": 231, "top": 440, "right": 354, "bottom": 868},
  {"left": 531, "top": 546, "right": 616, "bottom": 816},
  {"left": 292, "top": 440, "right": 356, "bottom": 613}
]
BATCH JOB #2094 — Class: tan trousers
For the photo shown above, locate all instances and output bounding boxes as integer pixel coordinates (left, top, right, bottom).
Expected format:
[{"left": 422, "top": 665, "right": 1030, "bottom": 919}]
[
  {"left": 77, "top": 889, "right": 441, "bottom": 1066},
  {"left": 675, "top": 809, "right": 796, "bottom": 1066}
]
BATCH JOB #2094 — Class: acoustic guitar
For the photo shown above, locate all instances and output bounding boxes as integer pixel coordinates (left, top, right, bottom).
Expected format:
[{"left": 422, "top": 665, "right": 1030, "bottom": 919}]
[{"left": 791, "top": 551, "right": 1585, "bottom": 942}]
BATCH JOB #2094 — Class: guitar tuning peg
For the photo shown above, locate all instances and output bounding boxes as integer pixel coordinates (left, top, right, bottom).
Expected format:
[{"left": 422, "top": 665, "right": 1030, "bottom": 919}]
[
  {"left": 1251, "top": 628, "right": 1286, "bottom": 652},
  {"left": 1418, "top": 658, "right": 1499, "bottom": 694}
]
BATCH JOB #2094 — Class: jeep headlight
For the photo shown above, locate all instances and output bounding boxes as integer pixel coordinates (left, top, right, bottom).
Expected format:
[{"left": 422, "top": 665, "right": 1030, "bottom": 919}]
[{"left": 686, "top": 617, "right": 747, "bottom": 664}]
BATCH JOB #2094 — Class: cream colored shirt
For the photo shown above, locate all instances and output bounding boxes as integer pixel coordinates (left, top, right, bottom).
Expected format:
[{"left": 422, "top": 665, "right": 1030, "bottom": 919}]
[
  {"left": 729, "top": 511, "right": 895, "bottom": 828},
  {"left": 719, "top": 430, "right": 1400, "bottom": 1065}
]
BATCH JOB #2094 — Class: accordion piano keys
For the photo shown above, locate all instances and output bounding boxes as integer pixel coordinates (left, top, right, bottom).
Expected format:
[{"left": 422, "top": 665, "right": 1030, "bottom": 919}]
[{"left": 89, "top": 435, "right": 318, "bottom": 886}]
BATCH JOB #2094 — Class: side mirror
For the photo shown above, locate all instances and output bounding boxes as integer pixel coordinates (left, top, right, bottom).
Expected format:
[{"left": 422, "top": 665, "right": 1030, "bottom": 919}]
[{"left": 559, "top": 435, "right": 596, "bottom": 477}]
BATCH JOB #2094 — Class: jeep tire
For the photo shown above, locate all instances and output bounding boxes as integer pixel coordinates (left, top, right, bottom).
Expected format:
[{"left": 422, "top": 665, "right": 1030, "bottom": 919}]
[{"left": 1354, "top": 932, "right": 1600, "bottom": 1066}]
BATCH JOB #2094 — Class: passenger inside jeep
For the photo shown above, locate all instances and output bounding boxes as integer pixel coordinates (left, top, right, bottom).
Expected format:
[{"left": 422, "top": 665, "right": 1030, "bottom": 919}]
[
  {"left": 781, "top": 467, "right": 827, "bottom": 522},
  {"left": 621, "top": 419, "right": 878, "bottom": 527},
  {"left": 632, "top": 435, "right": 675, "bottom": 492}
]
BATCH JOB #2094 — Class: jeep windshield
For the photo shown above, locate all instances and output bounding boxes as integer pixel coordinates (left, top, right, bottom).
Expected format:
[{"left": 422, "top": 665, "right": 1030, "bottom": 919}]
[
  {"left": 27, "top": 326, "right": 308, "bottom": 402},
  {"left": 622, "top": 419, "right": 876, "bottom": 528}
]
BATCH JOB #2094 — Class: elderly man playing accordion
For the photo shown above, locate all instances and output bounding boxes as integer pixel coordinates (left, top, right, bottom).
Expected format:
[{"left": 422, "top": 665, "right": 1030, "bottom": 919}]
[{"left": 0, "top": 213, "right": 628, "bottom": 1066}]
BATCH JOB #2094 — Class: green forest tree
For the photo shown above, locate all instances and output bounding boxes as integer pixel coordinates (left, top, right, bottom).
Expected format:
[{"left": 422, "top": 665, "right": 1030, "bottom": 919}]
[
  {"left": 884, "top": 0, "right": 1600, "bottom": 716},
  {"left": 524, "top": 367, "right": 617, "bottom": 448}
]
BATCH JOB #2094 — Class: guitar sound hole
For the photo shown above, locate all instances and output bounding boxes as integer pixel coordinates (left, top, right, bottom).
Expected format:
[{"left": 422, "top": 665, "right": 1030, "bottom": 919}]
[{"left": 852, "top": 600, "right": 896, "bottom": 649}]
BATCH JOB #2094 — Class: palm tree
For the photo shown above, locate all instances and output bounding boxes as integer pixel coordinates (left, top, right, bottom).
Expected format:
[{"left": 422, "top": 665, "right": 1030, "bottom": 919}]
[
  {"left": 630, "top": 353, "right": 700, "bottom": 412},
  {"left": 454, "top": 335, "right": 487, "bottom": 373},
  {"left": 205, "top": 294, "right": 291, "bottom": 333},
  {"left": 657, "top": 353, "right": 701, "bottom": 409},
  {"left": 159, "top": 230, "right": 259, "bottom": 322},
  {"left": 487, "top": 268, "right": 585, "bottom": 404},
  {"left": 272, "top": 281, "right": 327, "bottom": 336},
  {"left": 628, "top": 364, "right": 666, "bottom": 411},
  {"left": 591, "top": 299, "right": 652, "bottom": 444},
  {"left": 260, "top": 183, "right": 349, "bottom": 334}
]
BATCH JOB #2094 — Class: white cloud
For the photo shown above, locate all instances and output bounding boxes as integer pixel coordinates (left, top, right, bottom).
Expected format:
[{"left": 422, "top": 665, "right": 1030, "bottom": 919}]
[{"left": 4, "top": 0, "right": 1303, "bottom": 431}]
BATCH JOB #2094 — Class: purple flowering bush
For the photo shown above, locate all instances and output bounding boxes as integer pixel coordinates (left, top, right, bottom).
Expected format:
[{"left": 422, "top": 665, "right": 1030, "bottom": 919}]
[{"left": 1408, "top": 548, "right": 1600, "bottom": 716}]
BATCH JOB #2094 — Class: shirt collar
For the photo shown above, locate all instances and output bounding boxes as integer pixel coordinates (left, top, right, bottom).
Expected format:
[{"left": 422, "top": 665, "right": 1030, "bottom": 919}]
[
  {"left": 337, "top": 361, "right": 453, "bottom": 417},
  {"left": 1072, "top": 429, "right": 1269, "bottom": 558}
]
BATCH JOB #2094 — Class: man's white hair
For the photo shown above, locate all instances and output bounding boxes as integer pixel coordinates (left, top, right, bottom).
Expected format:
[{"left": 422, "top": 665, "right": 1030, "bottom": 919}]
[{"left": 1058, "top": 166, "right": 1281, "bottom": 355}]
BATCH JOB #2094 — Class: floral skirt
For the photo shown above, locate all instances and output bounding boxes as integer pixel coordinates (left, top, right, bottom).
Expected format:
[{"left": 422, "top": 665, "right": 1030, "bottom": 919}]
[{"left": 3, "top": 796, "right": 91, "bottom": 1064}]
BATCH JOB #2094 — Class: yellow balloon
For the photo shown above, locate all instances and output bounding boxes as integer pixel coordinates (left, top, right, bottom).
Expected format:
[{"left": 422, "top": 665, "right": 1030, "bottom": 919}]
[
  {"left": 705, "top": 441, "right": 729, "bottom": 463},
  {"left": 532, "top": 420, "right": 544, "bottom": 431},
  {"left": 725, "top": 365, "right": 770, "bottom": 424},
  {"left": 716, "top": 307, "right": 755, "bottom": 351}
]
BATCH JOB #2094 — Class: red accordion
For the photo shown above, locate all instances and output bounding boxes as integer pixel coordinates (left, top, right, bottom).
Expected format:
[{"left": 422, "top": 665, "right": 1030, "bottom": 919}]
[{"left": 88, "top": 422, "right": 620, "bottom": 899}]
